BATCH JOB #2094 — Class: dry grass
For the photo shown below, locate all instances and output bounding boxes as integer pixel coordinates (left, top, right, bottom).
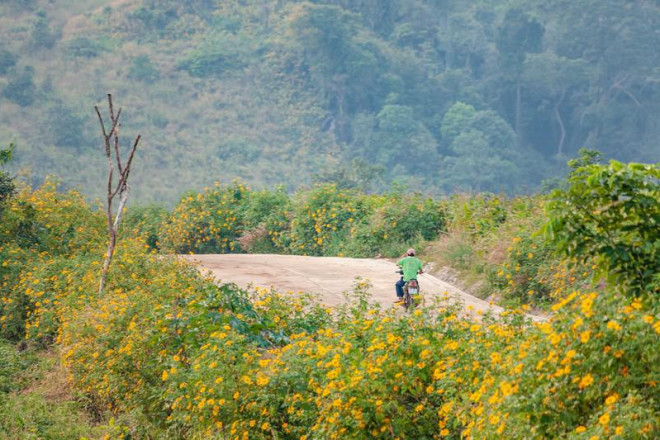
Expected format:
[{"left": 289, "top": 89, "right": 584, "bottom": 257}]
[{"left": 20, "top": 349, "right": 71, "bottom": 403}]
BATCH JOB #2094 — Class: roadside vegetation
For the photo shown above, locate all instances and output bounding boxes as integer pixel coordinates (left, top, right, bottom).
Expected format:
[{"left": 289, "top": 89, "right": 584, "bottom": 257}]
[{"left": 1, "top": 150, "right": 658, "bottom": 438}]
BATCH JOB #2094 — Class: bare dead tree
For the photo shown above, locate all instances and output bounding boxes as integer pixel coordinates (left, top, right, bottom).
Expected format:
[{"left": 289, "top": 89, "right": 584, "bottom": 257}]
[{"left": 96, "top": 94, "right": 141, "bottom": 294}]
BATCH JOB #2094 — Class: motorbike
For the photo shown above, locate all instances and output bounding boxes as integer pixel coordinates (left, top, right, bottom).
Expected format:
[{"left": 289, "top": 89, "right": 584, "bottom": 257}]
[{"left": 396, "top": 270, "right": 422, "bottom": 310}]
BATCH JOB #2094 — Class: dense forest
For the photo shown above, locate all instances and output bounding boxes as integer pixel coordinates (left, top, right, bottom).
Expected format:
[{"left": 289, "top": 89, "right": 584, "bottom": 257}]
[{"left": 0, "top": 0, "right": 658, "bottom": 204}]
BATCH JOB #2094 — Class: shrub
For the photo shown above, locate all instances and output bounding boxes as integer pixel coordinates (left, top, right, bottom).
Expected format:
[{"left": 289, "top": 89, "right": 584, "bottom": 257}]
[
  {"left": 179, "top": 30, "right": 248, "bottom": 77},
  {"left": 0, "top": 145, "right": 15, "bottom": 216},
  {"left": 346, "top": 194, "right": 446, "bottom": 257},
  {"left": 471, "top": 292, "right": 660, "bottom": 438},
  {"left": 447, "top": 193, "right": 508, "bottom": 239},
  {"left": 239, "top": 187, "right": 292, "bottom": 253},
  {"left": 160, "top": 181, "right": 250, "bottom": 253},
  {"left": 287, "top": 184, "right": 369, "bottom": 256},
  {"left": 545, "top": 160, "right": 660, "bottom": 297},
  {"left": 0, "top": 180, "right": 105, "bottom": 341},
  {"left": 490, "top": 233, "right": 590, "bottom": 307},
  {"left": 123, "top": 204, "right": 170, "bottom": 250}
]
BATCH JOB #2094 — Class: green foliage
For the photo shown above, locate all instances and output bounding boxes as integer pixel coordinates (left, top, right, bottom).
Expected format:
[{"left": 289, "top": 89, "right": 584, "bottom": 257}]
[
  {"left": 0, "top": 340, "right": 36, "bottom": 393},
  {"left": 545, "top": 160, "right": 660, "bottom": 297},
  {"left": 30, "top": 9, "right": 55, "bottom": 49},
  {"left": 44, "top": 100, "right": 87, "bottom": 149},
  {"left": 0, "top": 180, "right": 105, "bottom": 341},
  {"left": 160, "top": 183, "right": 446, "bottom": 259},
  {"left": 2, "top": 176, "right": 660, "bottom": 439},
  {"left": 179, "top": 30, "right": 249, "bottom": 77},
  {"left": 64, "top": 36, "right": 108, "bottom": 58},
  {"left": 473, "top": 291, "right": 659, "bottom": 439},
  {"left": 0, "top": 144, "right": 15, "bottom": 215},
  {"left": 496, "top": 8, "right": 544, "bottom": 75},
  {"left": 128, "top": 54, "right": 159, "bottom": 82},
  {"left": 123, "top": 204, "right": 170, "bottom": 251},
  {"left": 2, "top": 0, "right": 660, "bottom": 203},
  {"left": 346, "top": 194, "right": 446, "bottom": 258},
  {"left": 240, "top": 187, "right": 292, "bottom": 254},
  {"left": 312, "top": 158, "right": 385, "bottom": 193},
  {"left": 160, "top": 181, "right": 250, "bottom": 253},
  {"left": 2, "top": 66, "right": 36, "bottom": 106},
  {"left": 0, "top": 346, "right": 115, "bottom": 439},
  {"left": 375, "top": 104, "right": 438, "bottom": 174},
  {"left": 288, "top": 184, "right": 367, "bottom": 256},
  {"left": 441, "top": 102, "right": 530, "bottom": 193},
  {"left": 489, "top": 232, "right": 590, "bottom": 307},
  {"left": 447, "top": 193, "right": 508, "bottom": 239},
  {"left": 0, "top": 48, "right": 17, "bottom": 75}
]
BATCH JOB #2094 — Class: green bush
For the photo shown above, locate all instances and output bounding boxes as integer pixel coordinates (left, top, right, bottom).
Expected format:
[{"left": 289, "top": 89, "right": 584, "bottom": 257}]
[
  {"left": 346, "top": 194, "right": 446, "bottom": 257},
  {"left": 0, "top": 145, "right": 15, "bottom": 216},
  {"left": 160, "top": 181, "right": 250, "bottom": 253},
  {"left": 287, "top": 184, "right": 369, "bottom": 256},
  {"left": 0, "top": 180, "right": 105, "bottom": 341},
  {"left": 471, "top": 292, "right": 660, "bottom": 438},
  {"left": 123, "top": 204, "right": 170, "bottom": 250},
  {"left": 545, "top": 160, "right": 660, "bottom": 297},
  {"left": 447, "top": 193, "right": 508, "bottom": 238},
  {"left": 240, "top": 187, "right": 292, "bottom": 253}
]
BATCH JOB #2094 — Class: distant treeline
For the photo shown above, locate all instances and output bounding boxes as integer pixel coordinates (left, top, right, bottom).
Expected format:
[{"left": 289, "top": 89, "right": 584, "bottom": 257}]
[{"left": 0, "top": 0, "right": 658, "bottom": 203}]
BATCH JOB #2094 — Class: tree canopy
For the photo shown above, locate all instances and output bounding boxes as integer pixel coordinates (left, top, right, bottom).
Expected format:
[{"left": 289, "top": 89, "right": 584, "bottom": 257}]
[{"left": 0, "top": 0, "right": 658, "bottom": 203}]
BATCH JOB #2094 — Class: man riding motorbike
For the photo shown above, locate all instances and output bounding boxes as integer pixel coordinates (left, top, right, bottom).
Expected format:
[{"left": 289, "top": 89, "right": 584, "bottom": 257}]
[{"left": 394, "top": 248, "right": 423, "bottom": 305}]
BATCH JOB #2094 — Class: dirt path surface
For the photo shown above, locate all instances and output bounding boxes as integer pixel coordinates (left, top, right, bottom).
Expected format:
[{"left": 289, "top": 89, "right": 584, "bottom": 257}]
[{"left": 182, "top": 254, "right": 509, "bottom": 319}]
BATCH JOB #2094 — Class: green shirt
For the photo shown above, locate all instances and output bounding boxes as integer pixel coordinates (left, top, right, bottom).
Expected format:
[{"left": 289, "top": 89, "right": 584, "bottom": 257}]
[{"left": 397, "top": 256, "right": 423, "bottom": 282}]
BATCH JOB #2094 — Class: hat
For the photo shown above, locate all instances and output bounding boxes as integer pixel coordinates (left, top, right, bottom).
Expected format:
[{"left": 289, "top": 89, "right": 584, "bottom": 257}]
[{"left": 407, "top": 248, "right": 415, "bottom": 256}]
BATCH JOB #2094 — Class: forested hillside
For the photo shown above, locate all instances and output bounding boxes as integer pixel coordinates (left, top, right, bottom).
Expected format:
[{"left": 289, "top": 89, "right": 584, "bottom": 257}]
[{"left": 0, "top": 0, "right": 659, "bottom": 203}]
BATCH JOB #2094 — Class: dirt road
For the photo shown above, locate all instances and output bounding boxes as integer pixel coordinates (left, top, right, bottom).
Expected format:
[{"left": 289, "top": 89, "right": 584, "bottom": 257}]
[{"left": 182, "top": 254, "right": 508, "bottom": 318}]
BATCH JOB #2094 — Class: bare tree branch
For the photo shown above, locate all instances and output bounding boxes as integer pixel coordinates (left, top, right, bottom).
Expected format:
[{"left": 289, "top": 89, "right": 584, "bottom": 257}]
[{"left": 97, "top": 94, "right": 141, "bottom": 294}]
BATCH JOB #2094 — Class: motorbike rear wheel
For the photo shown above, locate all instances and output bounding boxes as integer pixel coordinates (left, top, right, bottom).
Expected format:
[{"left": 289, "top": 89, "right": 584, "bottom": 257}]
[{"left": 402, "top": 281, "right": 417, "bottom": 310}]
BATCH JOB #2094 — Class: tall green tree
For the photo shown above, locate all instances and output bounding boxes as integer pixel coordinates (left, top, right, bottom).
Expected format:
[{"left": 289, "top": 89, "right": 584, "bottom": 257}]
[
  {"left": 440, "top": 102, "right": 525, "bottom": 192},
  {"left": 2, "top": 66, "right": 36, "bottom": 107},
  {"left": 521, "top": 52, "right": 589, "bottom": 160},
  {"left": 538, "top": 0, "right": 660, "bottom": 162},
  {"left": 350, "top": 103, "right": 438, "bottom": 178},
  {"left": 496, "top": 8, "right": 544, "bottom": 146}
]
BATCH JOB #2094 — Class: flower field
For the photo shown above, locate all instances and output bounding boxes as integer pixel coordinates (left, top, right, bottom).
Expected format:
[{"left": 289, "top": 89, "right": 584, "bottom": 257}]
[{"left": 1, "top": 160, "right": 659, "bottom": 438}]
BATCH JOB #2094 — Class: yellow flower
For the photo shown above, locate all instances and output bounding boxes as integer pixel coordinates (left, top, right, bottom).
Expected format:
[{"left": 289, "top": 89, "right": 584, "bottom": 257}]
[
  {"left": 598, "top": 412, "right": 610, "bottom": 426},
  {"left": 575, "top": 426, "right": 586, "bottom": 433},
  {"left": 605, "top": 393, "right": 619, "bottom": 405},
  {"left": 580, "top": 330, "right": 591, "bottom": 344},
  {"left": 578, "top": 374, "right": 594, "bottom": 389},
  {"left": 606, "top": 320, "right": 621, "bottom": 331}
]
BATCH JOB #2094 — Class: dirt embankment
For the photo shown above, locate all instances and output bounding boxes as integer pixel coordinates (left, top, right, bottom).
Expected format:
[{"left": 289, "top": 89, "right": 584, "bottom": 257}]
[{"left": 182, "top": 254, "right": 518, "bottom": 319}]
